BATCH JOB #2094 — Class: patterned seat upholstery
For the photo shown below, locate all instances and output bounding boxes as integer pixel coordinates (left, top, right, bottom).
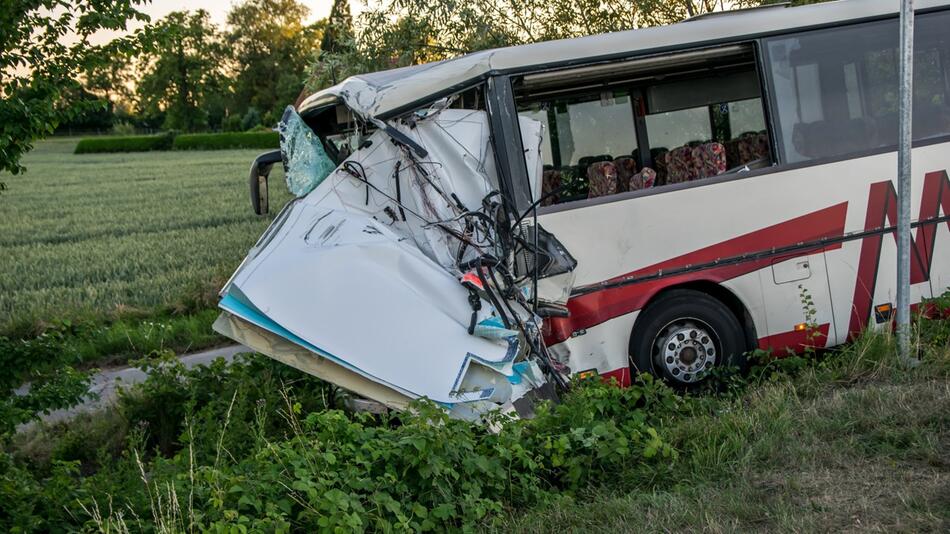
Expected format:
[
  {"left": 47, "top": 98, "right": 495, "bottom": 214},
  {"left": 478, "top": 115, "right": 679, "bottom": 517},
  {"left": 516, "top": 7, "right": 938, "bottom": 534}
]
[
  {"left": 723, "top": 138, "right": 742, "bottom": 168},
  {"left": 587, "top": 161, "right": 619, "bottom": 198},
  {"left": 613, "top": 156, "right": 638, "bottom": 193},
  {"left": 541, "top": 169, "right": 562, "bottom": 206},
  {"left": 614, "top": 156, "right": 656, "bottom": 192},
  {"left": 664, "top": 146, "right": 696, "bottom": 184},
  {"left": 737, "top": 132, "right": 769, "bottom": 163},
  {"left": 652, "top": 149, "right": 669, "bottom": 185},
  {"left": 629, "top": 167, "right": 657, "bottom": 191},
  {"left": 692, "top": 142, "right": 727, "bottom": 179}
]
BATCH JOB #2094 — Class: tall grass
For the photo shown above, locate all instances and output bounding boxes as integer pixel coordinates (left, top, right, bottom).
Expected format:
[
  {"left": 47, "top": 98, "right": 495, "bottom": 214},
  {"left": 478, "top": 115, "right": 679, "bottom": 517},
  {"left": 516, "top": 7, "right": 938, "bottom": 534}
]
[
  {"left": 5, "top": 315, "right": 948, "bottom": 532},
  {"left": 496, "top": 317, "right": 950, "bottom": 532}
]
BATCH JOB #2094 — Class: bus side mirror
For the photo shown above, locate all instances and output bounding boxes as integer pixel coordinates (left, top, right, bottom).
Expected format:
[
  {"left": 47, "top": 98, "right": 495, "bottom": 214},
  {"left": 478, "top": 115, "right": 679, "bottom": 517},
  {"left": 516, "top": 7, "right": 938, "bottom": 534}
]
[{"left": 249, "top": 150, "right": 282, "bottom": 215}]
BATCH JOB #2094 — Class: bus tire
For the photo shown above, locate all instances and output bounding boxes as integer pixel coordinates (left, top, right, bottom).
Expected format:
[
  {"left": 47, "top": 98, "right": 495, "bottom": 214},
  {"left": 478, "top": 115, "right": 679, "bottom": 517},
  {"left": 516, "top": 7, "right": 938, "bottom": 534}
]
[{"left": 629, "top": 289, "right": 747, "bottom": 388}]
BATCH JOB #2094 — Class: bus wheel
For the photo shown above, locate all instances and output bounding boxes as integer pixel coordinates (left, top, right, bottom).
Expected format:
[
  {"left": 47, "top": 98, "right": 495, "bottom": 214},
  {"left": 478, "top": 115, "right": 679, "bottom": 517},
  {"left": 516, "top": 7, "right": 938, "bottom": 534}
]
[{"left": 629, "top": 289, "right": 747, "bottom": 388}]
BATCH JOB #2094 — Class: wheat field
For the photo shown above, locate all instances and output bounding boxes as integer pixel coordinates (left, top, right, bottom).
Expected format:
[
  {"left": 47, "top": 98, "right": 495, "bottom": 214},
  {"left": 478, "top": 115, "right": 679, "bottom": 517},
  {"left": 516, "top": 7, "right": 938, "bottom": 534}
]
[{"left": 0, "top": 138, "right": 290, "bottom": 335}]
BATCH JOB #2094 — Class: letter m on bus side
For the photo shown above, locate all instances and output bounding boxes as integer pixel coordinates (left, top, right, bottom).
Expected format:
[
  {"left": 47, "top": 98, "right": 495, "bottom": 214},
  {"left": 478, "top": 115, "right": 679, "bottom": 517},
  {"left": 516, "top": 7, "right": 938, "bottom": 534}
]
[{"left": 850, "top": 170, "right": 950, "bottom": 337}]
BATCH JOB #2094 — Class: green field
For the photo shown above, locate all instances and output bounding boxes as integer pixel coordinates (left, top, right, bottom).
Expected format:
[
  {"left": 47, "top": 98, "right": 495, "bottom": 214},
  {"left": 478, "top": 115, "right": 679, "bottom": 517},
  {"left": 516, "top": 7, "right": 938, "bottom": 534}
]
[{"left": 0, "top": 138, "right": 290, "bottom": 338}]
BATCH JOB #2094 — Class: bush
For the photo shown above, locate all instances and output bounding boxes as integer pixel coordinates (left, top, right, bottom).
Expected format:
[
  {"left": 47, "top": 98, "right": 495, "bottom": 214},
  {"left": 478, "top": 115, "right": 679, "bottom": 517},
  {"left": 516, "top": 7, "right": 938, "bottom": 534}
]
[
  {"left": 110, "top": 121, "right": 136, "bottom": 136},
  {"left": 223, "top": 114, "right": 243, "bottom": 132},
  {"left": 241, "top": 107, "right": 261, "bottom": 131},
  {"left": 72, "top": 131, "right": 279, "bottom": 153},
  {"left": 73, "top": 132, "right": 175, "bottom": 154},
  {"left": 172, "top": 131, "right": 279, "bottom": 151},
  {"left": 0, "top": 352, "right": 677, "bottom": 531}
]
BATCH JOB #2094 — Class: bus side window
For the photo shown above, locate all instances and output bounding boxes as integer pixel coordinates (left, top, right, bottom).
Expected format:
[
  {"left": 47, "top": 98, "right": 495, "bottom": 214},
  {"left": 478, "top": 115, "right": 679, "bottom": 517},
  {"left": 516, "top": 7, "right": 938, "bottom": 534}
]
[
  {"left": 764, "top": 10, "right": 950, "bottom": 165},
  {"left": 642, "top": 69, "right": 770, "bottom": 183},
  {"left": 515, "top": 43, "right": 773, "bottom": 208},
  {"left": 519, "top": 92, "right": 641, "bottom": 205}
]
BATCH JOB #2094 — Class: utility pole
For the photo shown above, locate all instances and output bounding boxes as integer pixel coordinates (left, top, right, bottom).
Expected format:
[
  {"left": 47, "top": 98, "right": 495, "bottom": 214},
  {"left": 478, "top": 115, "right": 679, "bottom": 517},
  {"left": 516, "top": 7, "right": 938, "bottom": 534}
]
[{"left": 896, "top": 0, "right": 915, "bottom": 363}]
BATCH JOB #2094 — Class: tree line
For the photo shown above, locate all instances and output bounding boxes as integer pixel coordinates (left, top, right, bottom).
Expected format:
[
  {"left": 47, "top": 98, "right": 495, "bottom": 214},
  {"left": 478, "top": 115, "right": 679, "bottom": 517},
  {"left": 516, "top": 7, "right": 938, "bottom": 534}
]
[{"left": 68, "top": 0, "right": 343, "bottom": 134}]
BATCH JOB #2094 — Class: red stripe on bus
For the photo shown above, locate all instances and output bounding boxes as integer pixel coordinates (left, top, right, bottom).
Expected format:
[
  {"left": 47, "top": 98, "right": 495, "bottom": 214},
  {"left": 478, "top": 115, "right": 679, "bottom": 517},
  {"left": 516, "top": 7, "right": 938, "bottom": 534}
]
[
  {"left": 757, "top": 323, "right": 830, "bottom": 354},
  {"left": 545, "top": 202, "right": 848, "bottom": 345}
]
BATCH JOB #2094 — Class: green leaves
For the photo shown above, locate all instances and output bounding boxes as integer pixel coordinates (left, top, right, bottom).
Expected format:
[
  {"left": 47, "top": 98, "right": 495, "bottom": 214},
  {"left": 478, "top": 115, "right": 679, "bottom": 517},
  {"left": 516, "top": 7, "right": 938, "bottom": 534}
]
[
  {"left": 1, "top": 331, "right": 682, "bottom": 531},
  {"left": 1, "top": 1, "right": 147, "bottom": 174},
  {"left": 135, "top": 10, "right": 230, "bottom": 132}
]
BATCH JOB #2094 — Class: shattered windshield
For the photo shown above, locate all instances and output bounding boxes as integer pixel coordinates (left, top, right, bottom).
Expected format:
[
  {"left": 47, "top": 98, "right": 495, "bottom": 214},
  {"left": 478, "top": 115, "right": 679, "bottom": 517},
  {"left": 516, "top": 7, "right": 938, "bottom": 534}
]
[{"left": 277, "top": 106, "right": 338, "bottom": 197}]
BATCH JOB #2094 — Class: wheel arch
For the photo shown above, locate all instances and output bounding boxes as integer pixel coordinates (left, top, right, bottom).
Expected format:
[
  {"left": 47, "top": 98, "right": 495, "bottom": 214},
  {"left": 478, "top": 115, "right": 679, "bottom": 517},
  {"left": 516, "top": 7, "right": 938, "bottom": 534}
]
[{"left": 629, "top": 280, "right": 758, "bottom": 354}]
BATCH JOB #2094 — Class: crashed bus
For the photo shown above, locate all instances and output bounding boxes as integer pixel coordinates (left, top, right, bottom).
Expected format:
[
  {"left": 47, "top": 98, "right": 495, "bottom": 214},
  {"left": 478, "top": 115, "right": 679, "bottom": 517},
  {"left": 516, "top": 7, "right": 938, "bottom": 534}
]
[{"left": 215, "top": 0, "right": 950, "bottom": 419}]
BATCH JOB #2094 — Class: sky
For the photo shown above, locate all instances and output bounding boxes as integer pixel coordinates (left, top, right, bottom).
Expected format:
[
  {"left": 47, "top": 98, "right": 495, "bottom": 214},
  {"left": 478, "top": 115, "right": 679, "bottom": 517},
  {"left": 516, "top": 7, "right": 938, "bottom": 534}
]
[
  {"left": 138, "top": 0, "right": 340, "bottom": 25},
  {"left": 90, "top": 0, "right": 363, "bottom": 45}
]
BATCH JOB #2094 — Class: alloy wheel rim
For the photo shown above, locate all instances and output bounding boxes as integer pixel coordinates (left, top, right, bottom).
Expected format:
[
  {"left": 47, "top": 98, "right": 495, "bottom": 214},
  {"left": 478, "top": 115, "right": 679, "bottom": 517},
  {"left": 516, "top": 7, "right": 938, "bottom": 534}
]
[{"left": 651, "top": 317, "right": 719, "bottom": 383}]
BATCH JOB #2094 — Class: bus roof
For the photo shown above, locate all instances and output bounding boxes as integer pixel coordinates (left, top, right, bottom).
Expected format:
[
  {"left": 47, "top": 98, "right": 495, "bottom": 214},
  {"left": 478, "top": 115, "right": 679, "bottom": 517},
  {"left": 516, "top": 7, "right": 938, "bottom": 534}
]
[{"left": 299, "top": 0, "right": 947, "bottom": 120}]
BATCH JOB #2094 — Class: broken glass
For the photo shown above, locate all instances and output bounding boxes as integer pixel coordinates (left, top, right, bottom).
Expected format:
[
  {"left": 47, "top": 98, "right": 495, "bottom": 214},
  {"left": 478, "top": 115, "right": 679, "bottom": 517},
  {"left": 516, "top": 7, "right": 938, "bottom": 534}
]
[{"left": 277, "top": 106, "right": 337, "bottom": 197}]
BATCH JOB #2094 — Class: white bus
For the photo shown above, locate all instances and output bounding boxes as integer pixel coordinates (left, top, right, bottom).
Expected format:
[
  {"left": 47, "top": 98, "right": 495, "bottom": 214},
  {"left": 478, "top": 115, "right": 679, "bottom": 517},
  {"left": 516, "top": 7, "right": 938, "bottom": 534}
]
[{"left": 229, "top": 0, "right": 950, "bottom": 414}]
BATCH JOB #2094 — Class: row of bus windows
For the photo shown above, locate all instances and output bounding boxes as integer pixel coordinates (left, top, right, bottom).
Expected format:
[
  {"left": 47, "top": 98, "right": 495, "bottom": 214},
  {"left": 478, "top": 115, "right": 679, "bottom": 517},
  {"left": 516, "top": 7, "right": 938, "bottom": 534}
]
[
  {"left": 518, "top": 70, "right": 771, "bottom": 205},
  {"left": 520, "top": 95, "right": 766, "bottom": 168},
  {"left": 517, "top": 10, "right": 950, "bottom": 207}
]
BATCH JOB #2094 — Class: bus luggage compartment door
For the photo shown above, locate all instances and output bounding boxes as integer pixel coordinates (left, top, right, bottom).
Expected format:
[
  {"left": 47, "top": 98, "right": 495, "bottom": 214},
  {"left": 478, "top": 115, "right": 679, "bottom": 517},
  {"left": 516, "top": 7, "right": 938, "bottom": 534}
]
[{"left": 759, "top": 251, "right": 837, "bottom": 353}]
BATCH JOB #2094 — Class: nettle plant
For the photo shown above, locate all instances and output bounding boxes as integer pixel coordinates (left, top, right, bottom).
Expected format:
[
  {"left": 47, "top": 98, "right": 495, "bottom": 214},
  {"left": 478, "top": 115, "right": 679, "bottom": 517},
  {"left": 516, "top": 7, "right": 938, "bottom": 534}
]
[{"left": 743, "top": 285, "right": 820, "bottom": 384}]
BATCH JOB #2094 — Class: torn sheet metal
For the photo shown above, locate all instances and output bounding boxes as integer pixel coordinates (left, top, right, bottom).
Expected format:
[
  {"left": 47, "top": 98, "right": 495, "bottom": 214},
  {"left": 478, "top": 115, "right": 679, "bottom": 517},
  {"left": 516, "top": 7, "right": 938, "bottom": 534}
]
[
  {"left": 213, "top": 312, "right": 413, "bottom": 410},
  {"left": 217, "top": 106, "right": 566, "bottom": 420}
]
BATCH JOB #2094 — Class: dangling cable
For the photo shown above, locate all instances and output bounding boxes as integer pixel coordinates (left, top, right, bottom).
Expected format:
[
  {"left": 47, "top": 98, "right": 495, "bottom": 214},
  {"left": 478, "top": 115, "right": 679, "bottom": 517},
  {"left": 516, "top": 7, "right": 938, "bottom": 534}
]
[{"left": 392, "top": 160, "right": 407, "bottom": 221}]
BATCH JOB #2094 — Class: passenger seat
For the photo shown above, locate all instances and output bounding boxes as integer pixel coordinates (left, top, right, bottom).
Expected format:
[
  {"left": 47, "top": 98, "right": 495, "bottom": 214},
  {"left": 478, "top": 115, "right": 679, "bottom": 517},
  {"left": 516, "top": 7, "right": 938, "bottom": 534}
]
[
  {"left": 664, "top": 146, "right": 696, "bottom": 184},
  {"left": 692, "top": 141, "right": 727, "bottom": 179},
  {"left": 615, "top": 156, "right": 656, "bottom": 192},
  {"left": 541, "top": 169, "right": 562, "bottom": 206},
  {"left": 587, "top": 161, "right": 619, "bottom": 198}
]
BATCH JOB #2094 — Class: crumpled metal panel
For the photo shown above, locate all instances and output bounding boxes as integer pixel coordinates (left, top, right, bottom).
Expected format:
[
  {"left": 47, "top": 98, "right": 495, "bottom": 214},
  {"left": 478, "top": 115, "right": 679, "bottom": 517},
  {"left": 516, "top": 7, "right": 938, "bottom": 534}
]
[{"left": 218, "top": 108, "right": 551, "bottom": 418}]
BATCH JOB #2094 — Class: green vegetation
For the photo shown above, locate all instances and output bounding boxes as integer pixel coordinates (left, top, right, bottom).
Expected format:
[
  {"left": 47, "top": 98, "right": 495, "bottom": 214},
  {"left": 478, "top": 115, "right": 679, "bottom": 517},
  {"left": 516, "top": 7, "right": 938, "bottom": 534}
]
[
  {"left": 73, "top": 132, "right": 175, "bottom": 154},
  {"left": 0, "top": 0, "right": 146, "bottom": 174},
  {"left": 72, "top": 131, "right": 279, "bottom": 154},
  {"left": 173, "top": 131, "right": 279, "bottom": 151},
  {"left": 1, "top": 138, "right": 290, "bottom": 434},
  {"left": 2, "top": 314, "right": 947, "bottom": 532},
  {"left": 0, "top": 138, "right": 291, "bottom": 342}
]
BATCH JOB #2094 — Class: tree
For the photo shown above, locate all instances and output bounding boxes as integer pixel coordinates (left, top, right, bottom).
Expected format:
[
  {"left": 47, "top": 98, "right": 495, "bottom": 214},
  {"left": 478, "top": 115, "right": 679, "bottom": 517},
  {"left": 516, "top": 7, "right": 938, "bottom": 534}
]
[
  {"left": 321, "top": 0, "right": 355, "bottom": 55},
  {"left": 135, "top": 11, "right": 230, "bottom": 132},
  {"left": 307, "top": 0, "right": 838, "bottom": 94},
  {"left": 0, "top": 0, "right": 148, "bottom": 174},
  {"left": 307, "top": 0, "right": 737, "bottom": 91},
  {"left": 226, "top": 0, "right": 324, "bottom": 119},
  {"left": 80, "top": 40, "right": 136, "bottom": 114}
]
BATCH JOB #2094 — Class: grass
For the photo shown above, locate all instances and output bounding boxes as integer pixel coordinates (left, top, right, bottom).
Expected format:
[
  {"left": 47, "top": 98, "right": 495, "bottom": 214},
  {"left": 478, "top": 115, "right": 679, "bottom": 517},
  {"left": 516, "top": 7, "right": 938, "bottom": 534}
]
[
  {"left": 0, "top": 138, "right": 291, "bottom": 344},
  {"left": 5, "top": 318, "right": 948, "bottom": 532},
  {"left": 496, "top": 326, "right": 950, "bottom": 533},
  {"left": 500, "top": 381, "right": 949, "bottom": 532}
]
